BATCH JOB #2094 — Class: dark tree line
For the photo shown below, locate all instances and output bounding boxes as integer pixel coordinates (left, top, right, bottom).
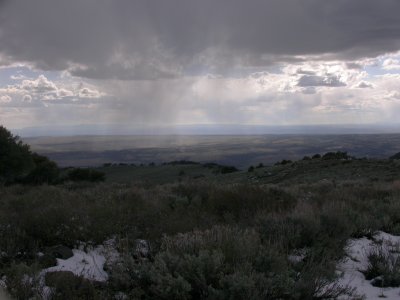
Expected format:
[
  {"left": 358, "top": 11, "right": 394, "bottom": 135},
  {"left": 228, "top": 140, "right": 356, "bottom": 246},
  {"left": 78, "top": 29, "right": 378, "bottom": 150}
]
[{"left": 0, "top": 125, "right": 104, "bottom": 185}]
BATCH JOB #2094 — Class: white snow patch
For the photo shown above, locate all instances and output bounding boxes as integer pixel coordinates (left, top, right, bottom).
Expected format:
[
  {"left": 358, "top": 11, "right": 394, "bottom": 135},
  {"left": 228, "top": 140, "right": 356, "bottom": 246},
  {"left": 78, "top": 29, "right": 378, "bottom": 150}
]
[
  {"left": 42, "top": 239, "right": 120, "bottom": 283},
  {"left": 37, "top": 239, "right": 120, "bottom": 299},
  {"left": 44, "top": 246, "right": 108, "bottom": 282},
  {"left": 336, "top": 231, "right": 400, "bottom": 299}
]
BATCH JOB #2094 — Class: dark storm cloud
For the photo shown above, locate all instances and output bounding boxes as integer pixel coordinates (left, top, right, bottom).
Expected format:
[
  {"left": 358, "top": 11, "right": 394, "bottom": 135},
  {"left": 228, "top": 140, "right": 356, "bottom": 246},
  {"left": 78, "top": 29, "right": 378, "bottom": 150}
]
[{"left": 1, "top": 0, "right": 400, "bottom": 80}]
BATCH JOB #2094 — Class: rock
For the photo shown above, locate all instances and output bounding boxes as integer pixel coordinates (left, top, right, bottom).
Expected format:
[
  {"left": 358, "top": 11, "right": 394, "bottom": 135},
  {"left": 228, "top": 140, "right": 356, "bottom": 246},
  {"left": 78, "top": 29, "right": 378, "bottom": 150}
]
[
  {"left": 370, "top": 276, "right": 384, "bottom": 287},
  {"left": 45, "top": 271, "right": 75, "bottom": 287},
  {"left": 38, "top": 253, "right": 57, "bottom": 268},
  {"left": 47, "top": 245, "right": 73, "bottom": 260},
  {"left": 133, "top": 239, "right": 151, "bottom": 259}
]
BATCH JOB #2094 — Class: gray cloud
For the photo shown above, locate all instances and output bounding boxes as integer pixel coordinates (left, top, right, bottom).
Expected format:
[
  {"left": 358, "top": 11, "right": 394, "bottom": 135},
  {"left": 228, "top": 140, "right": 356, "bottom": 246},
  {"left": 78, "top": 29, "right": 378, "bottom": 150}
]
[
  {"left": 22, "top": 94, "right": 32, "bottom": 103},
  {"left": 1, "top": 0, "right": 400, "bottom": 80},
  {"left": 301, "top": 87, "right": 317, "bottom": 94},
  {"left": 296, "top": 69, "right": 317, "bottom": 76},
  {"left": 356, "top": 81, "right": 374, "bottom": 89},
  {"left": 297, "top": 75, "right": 346, "bottom": 87},
  {"left": 346, "top": 62, "right": 363, "bottom": 70}
]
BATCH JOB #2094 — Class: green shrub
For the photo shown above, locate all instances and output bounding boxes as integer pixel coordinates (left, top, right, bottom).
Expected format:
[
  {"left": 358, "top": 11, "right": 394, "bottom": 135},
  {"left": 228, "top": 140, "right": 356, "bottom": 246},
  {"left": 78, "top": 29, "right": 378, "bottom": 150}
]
[
  {"left": 149, "top": 250, "right": 224, "bottom": 299},
  {"left": 45, "top": 271, "right": 98, "bottom": 300},
  {"left": 215, "top": 271, "right": 269, "bottom": 300},
  {"left": 363, "top": 246, "right": 400, "bottom": 287},
  {"left": 291, "top": 256, "right": 355, "bottom": 299},
  {"left": 219, "top": 166, "right": 239, "bottom": 174},
  {"left": 275, "top": 159, "right": 292, "bottom": 166},
  {"left": 160, "top": 226, "right": 260, "bottom": 266},
  {"left": 22, "top": 153, "right": 60, "bottom": 185},
  {"left": 205, "top": 185, "right": 297, "bottom": 222},
  {"left": 322, "top": 151, "right": 351, "bottom": 160},
  {"left": 3, "top": 262, "right": 42, "bottom": 300},
  {"left": 258, "top": 215, "right": 320, "bottom": 250}
]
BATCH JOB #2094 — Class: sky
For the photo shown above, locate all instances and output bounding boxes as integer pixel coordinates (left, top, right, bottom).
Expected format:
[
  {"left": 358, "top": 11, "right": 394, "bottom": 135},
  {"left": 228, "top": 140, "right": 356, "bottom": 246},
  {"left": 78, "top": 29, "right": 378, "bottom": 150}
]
[{"left": 1, "top": 0, "right": 400, "bottom": 134}]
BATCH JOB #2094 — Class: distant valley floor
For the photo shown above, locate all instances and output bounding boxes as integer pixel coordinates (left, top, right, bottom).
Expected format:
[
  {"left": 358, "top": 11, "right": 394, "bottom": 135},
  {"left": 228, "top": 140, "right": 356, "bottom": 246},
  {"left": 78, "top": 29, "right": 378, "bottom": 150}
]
[{"left": 23, "top": 134, "right": 400, "bottom": 168}]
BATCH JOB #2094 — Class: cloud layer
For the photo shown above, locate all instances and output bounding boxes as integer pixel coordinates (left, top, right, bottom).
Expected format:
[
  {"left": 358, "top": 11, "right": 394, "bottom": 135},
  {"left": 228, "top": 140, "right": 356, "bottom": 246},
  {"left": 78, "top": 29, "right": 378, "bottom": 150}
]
[
  {"left": 1, "top": 0, "right": 400, "bottom": 80},
  {"left": 1, "top": 1, "right": 400, "bottom": 131}
]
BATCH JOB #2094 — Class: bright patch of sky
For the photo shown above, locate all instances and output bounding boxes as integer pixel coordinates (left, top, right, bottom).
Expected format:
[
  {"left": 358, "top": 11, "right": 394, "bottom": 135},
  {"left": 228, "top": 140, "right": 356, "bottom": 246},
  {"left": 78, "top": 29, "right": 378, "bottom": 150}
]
[{"left": 365, "top": 53, "right": 400, "bottom": 76}]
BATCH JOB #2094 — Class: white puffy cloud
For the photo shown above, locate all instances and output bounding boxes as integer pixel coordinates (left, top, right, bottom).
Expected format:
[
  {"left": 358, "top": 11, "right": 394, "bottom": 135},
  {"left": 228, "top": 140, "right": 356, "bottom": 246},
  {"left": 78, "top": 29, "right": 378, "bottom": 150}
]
[
  {"left": 382, "top": 58, "right": 400, "bottom": 70},
  {"left": 57, "top": 88, "right": 74, "bottom": 98},
  {"left": 0, "top": 74, "right": 104, "bottom": 107},
  {"left": 21, "top": 75, "right": 58, "bottom": 93},
  {"left": 78, "top": 87, "right": 103, "bottom": 99},
  {"left": 0, "top": 95, "right": 11, "bottom": 103}
]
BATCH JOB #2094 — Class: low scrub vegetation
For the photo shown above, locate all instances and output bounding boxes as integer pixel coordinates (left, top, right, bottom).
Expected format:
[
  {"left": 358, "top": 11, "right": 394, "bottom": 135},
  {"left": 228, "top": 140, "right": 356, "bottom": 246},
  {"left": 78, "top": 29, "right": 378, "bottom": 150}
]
[{"left": 1, "top": 177, "right": 400, "bottom": 298}]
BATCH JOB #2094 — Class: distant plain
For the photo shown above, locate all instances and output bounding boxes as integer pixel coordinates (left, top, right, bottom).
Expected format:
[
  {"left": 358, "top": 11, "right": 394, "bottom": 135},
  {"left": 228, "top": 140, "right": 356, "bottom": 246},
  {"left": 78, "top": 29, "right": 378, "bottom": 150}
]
[{"left": 23, "top": 134, "right": 400, "bottom": 168}]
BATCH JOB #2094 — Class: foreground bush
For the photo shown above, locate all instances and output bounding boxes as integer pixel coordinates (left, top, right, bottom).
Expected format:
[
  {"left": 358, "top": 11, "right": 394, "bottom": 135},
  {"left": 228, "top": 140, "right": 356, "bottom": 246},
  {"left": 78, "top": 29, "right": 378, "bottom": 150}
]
[
  {"left": 109, "top": 225, "right": 354, "bottom": 299},
  {"left": 21, "top": 154, "right": 60, "bottom": 185}
]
